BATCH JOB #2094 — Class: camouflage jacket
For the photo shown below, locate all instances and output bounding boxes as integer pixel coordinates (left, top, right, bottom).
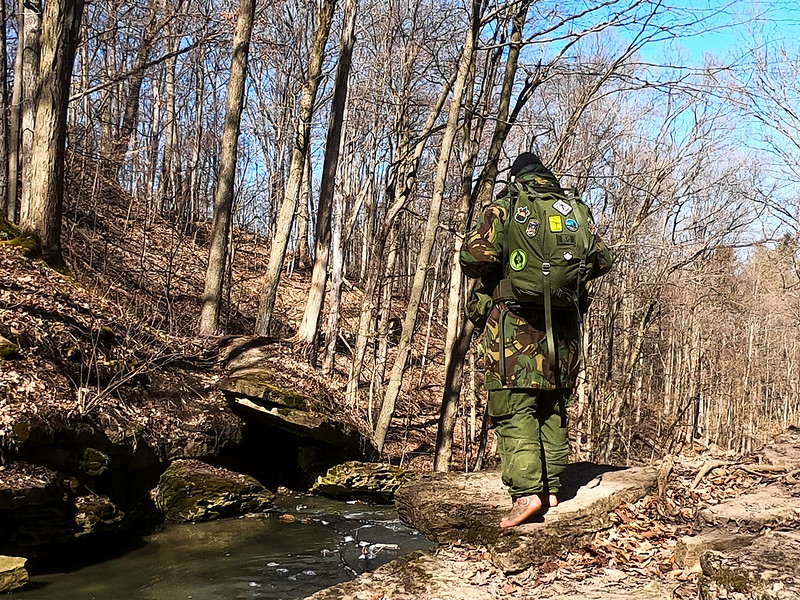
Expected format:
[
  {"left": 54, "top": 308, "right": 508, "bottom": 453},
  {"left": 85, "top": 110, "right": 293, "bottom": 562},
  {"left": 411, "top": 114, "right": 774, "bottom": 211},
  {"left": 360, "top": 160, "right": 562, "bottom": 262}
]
[{"left": 459, "top": 164, "right": 613, "bottom": 391}]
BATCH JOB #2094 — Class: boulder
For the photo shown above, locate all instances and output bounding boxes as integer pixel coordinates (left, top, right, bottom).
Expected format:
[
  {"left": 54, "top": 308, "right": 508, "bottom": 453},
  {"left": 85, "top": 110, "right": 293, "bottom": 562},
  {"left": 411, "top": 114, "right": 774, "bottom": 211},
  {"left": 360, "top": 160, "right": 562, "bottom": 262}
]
[
  {"left": 312, "top": 461, "right": 423, "bottom": 502},
  {"left": 674, "top": 531, "right": 758, "bottom": 568},
  {"left": 698, "top": 531, "right": 800, "bottom": 599},
  {"left": 695, "top": 486, "right": 800, "bottom": 533},
  {"left": 0, "top": 462, "right": 76, "bottom": 555},
  {"left": 153, "top": 459, "right": 274, "bottom": 522},
  {"left": 0, "top": 555, "right": 28, "bottom": 593},
  {"left": 74, "top": 494, "right": 125, "bottom": 537},
  {"left": 218, "top": 369, "right": 309, "bottom": 410},
  {"left": 0, "top": 335, "right": 19, "bottom": 360},
  {"left": 395, "top": 462, "right": 658, "bottom": 572}
]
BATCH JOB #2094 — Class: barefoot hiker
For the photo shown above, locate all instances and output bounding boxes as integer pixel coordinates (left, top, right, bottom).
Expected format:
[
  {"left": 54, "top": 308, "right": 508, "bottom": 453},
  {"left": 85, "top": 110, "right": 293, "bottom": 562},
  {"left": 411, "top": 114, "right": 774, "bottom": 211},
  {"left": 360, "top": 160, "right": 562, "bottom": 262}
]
[{"left": 460, "top": 152, "right": 613, "bottom": 528}]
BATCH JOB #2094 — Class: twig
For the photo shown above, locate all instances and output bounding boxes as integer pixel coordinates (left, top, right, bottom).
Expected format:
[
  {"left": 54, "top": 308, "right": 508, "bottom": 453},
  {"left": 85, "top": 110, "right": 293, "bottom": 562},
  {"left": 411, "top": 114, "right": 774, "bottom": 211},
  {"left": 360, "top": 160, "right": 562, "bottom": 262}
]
[
  {"left": 787, "top": 469, "right": 800, "bottom": 485},
  {"left": 689, "top": 459, "right": 729, "bottom": 491}
]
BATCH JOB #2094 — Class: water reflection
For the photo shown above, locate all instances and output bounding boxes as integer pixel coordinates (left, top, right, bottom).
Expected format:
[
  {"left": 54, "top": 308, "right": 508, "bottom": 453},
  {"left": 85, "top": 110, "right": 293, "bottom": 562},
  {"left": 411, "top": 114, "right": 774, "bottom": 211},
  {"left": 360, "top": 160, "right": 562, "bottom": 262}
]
[{"left": 12, "top": 495, "right": 431, "bottom": 600}]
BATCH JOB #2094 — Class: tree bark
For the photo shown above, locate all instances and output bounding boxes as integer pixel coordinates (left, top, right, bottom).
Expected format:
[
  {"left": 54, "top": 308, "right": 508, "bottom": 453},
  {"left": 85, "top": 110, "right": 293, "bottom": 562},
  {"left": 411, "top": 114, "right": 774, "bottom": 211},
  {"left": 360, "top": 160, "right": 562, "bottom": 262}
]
[
  {"left": 18, "top": 0, "right": 40, "bottom": 218},
  {"left": 373, "top": 4, "right": 479, "bottom": 453},
  {"left": 295, "top": 0, "right": 358, "bottom": 360},
  {"left": 198, "top": 0, "right": 256, "bottom": 335},
  {"left": 0, "top": 0, "right": 9, "bottom": 211},
  {"left": 254, "top": 0, "right": 336, "bottom": 336},
  {"left": 6, "top": 0, "right": 23, "bottom": 221},
  {"left": 20, "top": 0, "right": 85, "bottom": 267}
]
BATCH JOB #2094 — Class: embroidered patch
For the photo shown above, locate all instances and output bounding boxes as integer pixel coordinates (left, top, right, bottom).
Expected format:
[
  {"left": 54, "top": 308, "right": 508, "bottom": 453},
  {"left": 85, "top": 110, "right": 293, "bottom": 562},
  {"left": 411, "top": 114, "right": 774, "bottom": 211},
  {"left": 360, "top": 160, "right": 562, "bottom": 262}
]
[
  {"left": 565, "top": 218, "right": 579, "bottom": 232},
  {"left": 563, "top": 251, "right": 573, "bottom": 261},
  {"left": 509, "top": 249, "right": 528, "bottom": 271},
  {"left": 549, "top": 215, "right": 563, "bottom": 233},
  {"left": 514, "top": 206, "right": 531, "bottom": 224},
  {"left": 588, "top": 222, "right": 598, "bottom": 235},
  {"left": 553, "top": 199, "right": 572, "bottom": 216},
  {"left": 526, "top": 219, "right": 540, "bottom": 238}
]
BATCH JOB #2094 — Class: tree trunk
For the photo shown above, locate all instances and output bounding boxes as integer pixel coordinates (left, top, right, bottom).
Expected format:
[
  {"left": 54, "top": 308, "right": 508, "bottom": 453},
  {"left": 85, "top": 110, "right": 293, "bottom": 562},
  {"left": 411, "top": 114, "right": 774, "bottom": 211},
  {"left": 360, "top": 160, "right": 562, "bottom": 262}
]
[
  {"left": 18, "top": 0, "right": 41, "bottom": 218},
  {"left": 296, "top": 151, "right": 313, "bottom": 269},
  {"left": 345, "top": 70, "right": 456, "bottom": 407},
  {"left": 0, "top": 0, "right": 9, "bottom": 211},
  {"left": 373, "top": 5, "right": 479, "bottom": 453},
  {"left": 20, "top": 0, "right": 85, "bottom": 267},
  {"left": 254, "top": 0, "right": 336, "bottom": 336},
  {"left": 295, "top": 0, "right": 358, "bottom": 360},
  {"left": 198, "top": 0, "right": 255, "bottom": 335},
  {"left": 6, "top": 0, "right": 23, "bottom": 221}
]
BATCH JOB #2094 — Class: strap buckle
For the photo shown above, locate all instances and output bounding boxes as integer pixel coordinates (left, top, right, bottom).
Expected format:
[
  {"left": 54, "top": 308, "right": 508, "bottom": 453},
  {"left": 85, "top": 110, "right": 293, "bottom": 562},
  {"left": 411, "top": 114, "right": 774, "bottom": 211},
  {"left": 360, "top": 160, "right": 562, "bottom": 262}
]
[{"left": 542, "top": 261, "right": 551, "bottom": 277}]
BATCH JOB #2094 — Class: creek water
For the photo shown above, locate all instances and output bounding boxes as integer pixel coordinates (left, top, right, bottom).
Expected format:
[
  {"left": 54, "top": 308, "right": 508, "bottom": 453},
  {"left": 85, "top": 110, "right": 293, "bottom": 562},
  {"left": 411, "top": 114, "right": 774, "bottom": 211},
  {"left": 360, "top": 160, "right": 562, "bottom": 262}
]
[{"left": 12, "top": 494, "right": 432, "bottom": 600}]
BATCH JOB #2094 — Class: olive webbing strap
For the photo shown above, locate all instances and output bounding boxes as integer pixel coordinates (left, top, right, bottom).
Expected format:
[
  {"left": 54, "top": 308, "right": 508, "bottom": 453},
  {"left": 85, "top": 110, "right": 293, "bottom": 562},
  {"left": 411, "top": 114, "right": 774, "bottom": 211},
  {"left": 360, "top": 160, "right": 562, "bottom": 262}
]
[{"left": 542, "top": 261, "right": 559, "bottom": 390}]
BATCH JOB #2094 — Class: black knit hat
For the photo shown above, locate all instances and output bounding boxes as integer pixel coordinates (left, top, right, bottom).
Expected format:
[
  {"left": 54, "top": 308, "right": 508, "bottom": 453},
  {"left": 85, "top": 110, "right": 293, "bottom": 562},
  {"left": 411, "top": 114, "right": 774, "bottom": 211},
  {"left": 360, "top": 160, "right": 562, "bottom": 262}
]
[{"left": 509, "top": 152, "right": 542, "bottom": 177}]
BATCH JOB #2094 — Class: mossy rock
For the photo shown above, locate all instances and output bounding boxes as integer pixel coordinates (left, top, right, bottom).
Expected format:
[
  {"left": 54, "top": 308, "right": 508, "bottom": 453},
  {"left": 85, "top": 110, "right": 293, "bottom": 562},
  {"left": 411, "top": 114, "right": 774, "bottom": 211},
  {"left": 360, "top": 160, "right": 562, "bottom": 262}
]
[
  {"left": 311, "top": 461, "right": 423, "bottom": 502},
  {"left": 80, "top": 448, "right": 110, "bottom": 477},
  {"left": 218, "top": 369, "right": 309, "bottom": 410},
  {"left": 0, "top": 336, "right": 19, "bottom": 360},
  {"left": 153, "top": 459, "right": 274, "bottom": 522},
  {"left": 74, "top": 494, "right": 124, "bottom": 538},
  {"left": 0, "top": 227, "right": 41, "bottom": 260},
  {"left": 698, "top": 531, "right": 800, "bottom": 599}
]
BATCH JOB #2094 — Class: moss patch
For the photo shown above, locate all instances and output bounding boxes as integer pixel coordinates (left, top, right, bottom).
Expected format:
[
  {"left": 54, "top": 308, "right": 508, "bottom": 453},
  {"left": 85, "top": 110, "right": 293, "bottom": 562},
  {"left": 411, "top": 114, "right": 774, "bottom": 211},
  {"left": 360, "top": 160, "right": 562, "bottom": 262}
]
[{"left": 711, "top": 567, "right": 752, "bottom": 593}]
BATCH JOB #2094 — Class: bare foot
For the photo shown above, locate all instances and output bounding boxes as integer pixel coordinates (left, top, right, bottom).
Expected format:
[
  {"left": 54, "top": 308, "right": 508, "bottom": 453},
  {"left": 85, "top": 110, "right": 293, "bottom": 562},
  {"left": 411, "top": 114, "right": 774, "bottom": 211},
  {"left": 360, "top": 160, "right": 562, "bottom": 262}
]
[{"left": 500, "top": 495, "right": 543, "bottom": 528}]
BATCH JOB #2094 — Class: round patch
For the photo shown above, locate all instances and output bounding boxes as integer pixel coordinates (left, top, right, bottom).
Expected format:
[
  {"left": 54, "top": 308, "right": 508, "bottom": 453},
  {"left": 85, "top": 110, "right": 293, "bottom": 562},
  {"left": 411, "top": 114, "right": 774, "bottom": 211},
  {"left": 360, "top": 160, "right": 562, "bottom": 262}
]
[
  {"left": 565, "top": 218, "right": 579, "bottom": 232},
  {"left": 509, "top": 249, "right": 528, "bottom": 271}
]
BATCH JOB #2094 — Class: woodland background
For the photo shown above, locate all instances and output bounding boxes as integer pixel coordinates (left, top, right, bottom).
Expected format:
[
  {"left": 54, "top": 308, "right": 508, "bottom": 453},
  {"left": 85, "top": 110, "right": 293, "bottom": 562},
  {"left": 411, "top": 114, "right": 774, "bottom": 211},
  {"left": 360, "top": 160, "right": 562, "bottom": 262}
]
[{"left": 2, "top": 0, "right": 799, "bottom": 471}]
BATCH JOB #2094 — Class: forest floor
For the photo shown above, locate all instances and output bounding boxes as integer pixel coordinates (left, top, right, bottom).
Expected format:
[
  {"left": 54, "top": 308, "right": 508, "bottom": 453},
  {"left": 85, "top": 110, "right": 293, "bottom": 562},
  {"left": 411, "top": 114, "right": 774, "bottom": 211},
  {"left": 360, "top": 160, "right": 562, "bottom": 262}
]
[{"left": 0, "top": 167, "right": 460, "bottom": 470}]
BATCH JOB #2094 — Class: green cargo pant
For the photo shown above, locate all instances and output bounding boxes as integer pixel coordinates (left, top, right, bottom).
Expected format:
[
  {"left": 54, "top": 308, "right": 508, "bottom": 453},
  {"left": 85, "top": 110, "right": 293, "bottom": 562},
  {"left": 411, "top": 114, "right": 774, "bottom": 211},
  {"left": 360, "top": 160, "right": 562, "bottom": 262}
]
[{"left": 488, "top": 389, "right": 570, "bottom": 499}]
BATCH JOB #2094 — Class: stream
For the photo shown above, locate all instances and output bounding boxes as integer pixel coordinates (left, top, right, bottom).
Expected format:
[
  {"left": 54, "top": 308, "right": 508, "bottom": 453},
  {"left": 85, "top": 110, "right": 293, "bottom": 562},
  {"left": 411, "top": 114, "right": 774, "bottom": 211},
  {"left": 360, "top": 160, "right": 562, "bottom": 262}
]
[{"left": 11, "top": 494, "right": 432, "bottom": 600}]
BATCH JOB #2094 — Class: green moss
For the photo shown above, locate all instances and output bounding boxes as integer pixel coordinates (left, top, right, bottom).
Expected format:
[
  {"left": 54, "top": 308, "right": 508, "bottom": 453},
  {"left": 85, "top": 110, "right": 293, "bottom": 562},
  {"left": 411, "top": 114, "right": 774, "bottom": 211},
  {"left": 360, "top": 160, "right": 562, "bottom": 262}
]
[
  {"left": 712, "top": 567, "right": 752, "bottom": 593},
  {"left": 12, "top": 421, "right": 30, "bottom": 442},
  {"left": 0, "top": 340, "right": 19, "bottom": 360},
  {"left": 0, "top": 230, "right": 41, "bottom": 260}
]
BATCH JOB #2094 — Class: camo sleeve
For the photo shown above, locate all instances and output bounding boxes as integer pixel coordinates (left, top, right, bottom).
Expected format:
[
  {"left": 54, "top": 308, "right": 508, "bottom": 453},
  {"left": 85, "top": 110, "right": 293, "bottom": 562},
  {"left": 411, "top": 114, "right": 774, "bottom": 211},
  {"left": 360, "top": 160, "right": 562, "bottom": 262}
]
[
  {"left": 459, "top": 200, "right": 508, "bottom": 279},
  {"left": 587, "top": 233, "right": 613, "bottom": 280}
]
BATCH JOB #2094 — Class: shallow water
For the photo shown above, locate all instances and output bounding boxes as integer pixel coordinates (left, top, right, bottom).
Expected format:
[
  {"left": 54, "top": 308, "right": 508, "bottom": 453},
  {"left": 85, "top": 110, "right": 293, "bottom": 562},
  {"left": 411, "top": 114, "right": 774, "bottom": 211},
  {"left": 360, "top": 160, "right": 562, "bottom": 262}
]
[{"left": 12, "top": 495, "right": 432, "bottom": 600}]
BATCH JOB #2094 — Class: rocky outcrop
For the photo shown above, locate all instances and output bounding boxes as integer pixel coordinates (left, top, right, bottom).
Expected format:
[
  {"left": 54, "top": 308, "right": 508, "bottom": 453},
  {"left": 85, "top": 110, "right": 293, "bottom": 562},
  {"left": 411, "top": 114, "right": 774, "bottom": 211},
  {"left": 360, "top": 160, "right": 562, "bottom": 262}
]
[
  {"left": 311, "top": 461, "right": 423, "bottom": 503},
  {"left": 698, "top": 531, "right": 800, "bottom": 599},
  {"left": 220, "top": 368, "right": 376, "bottom": 460},
  {"left": 0, "top": 462, "right": 125, "bottom": 557},
  {"left": 694, "top": 486, "right": 800, "bottom": 533},
  {"left": 152, "top": 459, "right": 274, "bottom": 522},
  {"left": 0, "top": 555, "right": 28, "bottom": 593},
  {"left": 396, "top": 462, "right": 658, "bottom": 572}
]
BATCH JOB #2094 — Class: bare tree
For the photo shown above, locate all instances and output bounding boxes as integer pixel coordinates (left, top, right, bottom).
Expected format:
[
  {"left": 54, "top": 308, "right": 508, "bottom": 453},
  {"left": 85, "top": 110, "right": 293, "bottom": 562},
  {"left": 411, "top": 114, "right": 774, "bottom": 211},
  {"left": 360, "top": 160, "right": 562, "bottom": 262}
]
[
  {"left": 20, "top": 0, "right": 85, "bottom": 266},
  {"left": 254, "top": 0, "right": 337, "bottom": 336},
  {"left": 198, "top": 0, "right": 256, "bottom": 335}
]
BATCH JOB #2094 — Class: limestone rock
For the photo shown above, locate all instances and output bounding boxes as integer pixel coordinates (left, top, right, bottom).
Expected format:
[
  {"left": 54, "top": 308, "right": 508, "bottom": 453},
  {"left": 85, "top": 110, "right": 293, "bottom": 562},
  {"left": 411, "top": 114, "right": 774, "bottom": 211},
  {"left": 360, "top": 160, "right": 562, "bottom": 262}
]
[
  {"left": 674, "top": 531, "right": 758, "bottom": 568},
  {"left": 311, "top": 461, "right": 423, "bottom": 502},
  {"left": 698, "top": 531, "right": 800, "bottom": 599},
  {"left": 695, "top": 486, "right": 800, "bottom": 533},
  {"left": 0, "top": 555, "right": 28, "bottom": 593},
  {"left": 218, "top": 369, "right": 309, "bottom": 410},
  {"left": 396, "top": 462, "right": 658, "bottom": 572},
  {"left": 74, "top": 494, "right": 125, "bottom": 537},
  {"left": 0, "top": 335, "right": 19, "bottom": 360},
  {"left": 231, "top": 397, "right": 376, "bottom": 458},
  {"left": 153, "top": 459, "right": 274, "bottom": 522}
]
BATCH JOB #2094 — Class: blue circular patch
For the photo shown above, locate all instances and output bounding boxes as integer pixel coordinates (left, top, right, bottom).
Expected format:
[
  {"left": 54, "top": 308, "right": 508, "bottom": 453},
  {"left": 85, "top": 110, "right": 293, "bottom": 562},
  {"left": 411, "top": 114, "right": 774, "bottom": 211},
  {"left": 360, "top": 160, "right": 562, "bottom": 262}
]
[{"left": 565, "top": 218, "right": 579, "bottom": 232}]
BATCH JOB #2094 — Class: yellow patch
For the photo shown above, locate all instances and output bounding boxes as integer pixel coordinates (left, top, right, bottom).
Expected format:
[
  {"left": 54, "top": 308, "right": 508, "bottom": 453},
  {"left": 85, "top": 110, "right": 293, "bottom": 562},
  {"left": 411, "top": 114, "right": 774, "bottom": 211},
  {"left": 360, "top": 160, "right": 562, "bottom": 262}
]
[{"left": 549, "top": 215, "right": 563, "bottom": 232}]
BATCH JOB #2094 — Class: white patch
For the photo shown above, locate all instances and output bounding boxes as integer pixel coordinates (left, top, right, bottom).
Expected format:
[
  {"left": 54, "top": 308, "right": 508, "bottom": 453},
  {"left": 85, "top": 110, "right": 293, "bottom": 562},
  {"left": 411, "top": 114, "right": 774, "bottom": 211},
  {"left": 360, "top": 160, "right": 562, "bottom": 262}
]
[
  {"left": 553, "top": 199, "right": 573, "bottom": 216},
  {"left": 563, "top": 251, "right": 574, "bottom": 261}
]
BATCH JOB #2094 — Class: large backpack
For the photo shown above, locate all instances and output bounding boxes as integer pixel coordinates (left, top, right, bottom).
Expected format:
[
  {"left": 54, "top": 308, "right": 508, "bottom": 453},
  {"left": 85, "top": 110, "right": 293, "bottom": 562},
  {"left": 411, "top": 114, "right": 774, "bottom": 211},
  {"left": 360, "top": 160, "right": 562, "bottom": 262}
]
[
  {"left": 496, "top": 181, "right": 599, "bottom": 388},
  {"left": 501, "top": 181, "right": 597, "bottom": 309}
]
